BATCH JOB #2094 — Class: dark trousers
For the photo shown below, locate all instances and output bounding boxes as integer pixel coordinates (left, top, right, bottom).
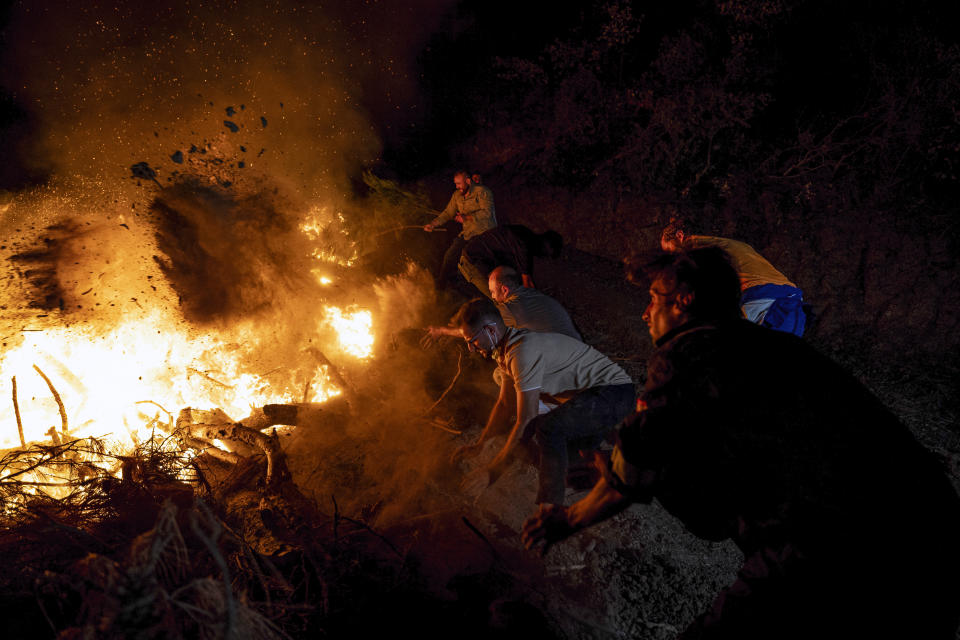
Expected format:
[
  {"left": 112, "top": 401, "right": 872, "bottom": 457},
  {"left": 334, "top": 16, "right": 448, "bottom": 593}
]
[
  {"left": 529, "top": 383, "right": 636, "bottom": 505},
  {"left": 680, "top": 542, "right": 960, "bottom": 640},
  {"left": 438, "top": 236, "right": 467, "bottom": 290}
]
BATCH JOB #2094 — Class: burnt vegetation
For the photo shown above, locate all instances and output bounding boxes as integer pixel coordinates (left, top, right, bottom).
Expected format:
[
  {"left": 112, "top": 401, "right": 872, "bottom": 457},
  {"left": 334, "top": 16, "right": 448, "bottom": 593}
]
[{"left": 413, "top": 0, "right": 960, "bottom": 363}]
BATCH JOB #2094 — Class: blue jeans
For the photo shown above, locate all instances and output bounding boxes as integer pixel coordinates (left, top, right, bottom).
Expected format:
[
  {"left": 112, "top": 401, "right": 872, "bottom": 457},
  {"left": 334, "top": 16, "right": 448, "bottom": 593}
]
[{"left": 528, "top": 383, "right": 636, "bottom": 505}]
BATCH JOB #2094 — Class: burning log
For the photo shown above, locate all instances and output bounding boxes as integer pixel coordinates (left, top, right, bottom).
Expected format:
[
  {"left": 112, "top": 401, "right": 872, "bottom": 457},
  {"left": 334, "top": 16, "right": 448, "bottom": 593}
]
[
  {"left": 239, "top": 402, "right": 348, "bottom": 431},
  {"left": 181, "top": 435, "right": 244, "bottom": 465},
  {"left": 303, "top": 347, "right": 354, "bottom": 399},
  {"left": 176, "top": 408, "right": 290, "bottom": 486}
]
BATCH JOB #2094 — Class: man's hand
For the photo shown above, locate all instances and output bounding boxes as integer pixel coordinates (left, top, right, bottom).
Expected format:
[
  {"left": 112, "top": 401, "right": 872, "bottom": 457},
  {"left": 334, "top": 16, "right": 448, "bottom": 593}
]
[
  {"left": 423, "top": 223, "right": 435, "bottom": 232},
  {"left": 521, "top": 503, "right": 578, "bottom": 555},
  {"left": 450, "top": 441, "right": 484, "bottom": 464},
  {"left": 420, "top": 326, "right": 445, "bottom": 348}
]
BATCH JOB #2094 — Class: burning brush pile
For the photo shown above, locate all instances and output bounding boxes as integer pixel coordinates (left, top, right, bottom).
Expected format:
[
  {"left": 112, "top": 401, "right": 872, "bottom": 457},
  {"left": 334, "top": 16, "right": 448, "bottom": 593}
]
[{"left": 0, "top": 171, "right": 505, "bottom": 638}]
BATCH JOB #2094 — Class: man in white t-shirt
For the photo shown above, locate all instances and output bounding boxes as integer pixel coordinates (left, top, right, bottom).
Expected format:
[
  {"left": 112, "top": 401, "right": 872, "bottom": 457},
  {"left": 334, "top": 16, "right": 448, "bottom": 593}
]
[{"left": 452, "top": 298, "right": 635, "bottom": 505}]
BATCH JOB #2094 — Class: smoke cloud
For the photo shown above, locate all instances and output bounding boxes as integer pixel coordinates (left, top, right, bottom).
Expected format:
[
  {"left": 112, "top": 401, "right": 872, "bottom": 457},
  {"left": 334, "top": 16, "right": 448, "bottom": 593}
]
[{"left": 0, "top": 0, "right": 493, "bottom": 530}]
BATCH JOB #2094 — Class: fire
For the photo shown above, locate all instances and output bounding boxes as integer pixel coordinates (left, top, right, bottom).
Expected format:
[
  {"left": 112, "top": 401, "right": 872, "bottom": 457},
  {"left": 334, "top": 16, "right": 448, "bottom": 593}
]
[
  {"left": 0, "top": 301, "right": 373, "bottom": 454},
  {"left": 323, "top": 305, "right": 374, "bottom": 359},
  {"left": 0, "top": 183, "right": 380, "bottom": 509},
  {"left": 301, "top": 205, "right": 359, "bottom": 267},
  {"left": 0, "top": 312, "right": 338, "bottom": 452}
]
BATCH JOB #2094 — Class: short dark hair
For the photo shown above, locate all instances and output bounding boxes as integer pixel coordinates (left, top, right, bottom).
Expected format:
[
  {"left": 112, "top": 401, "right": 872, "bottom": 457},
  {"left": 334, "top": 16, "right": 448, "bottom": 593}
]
[
  {"left": 490, "top": 265, "right": 522, "bottom": 290},
  {"left": 451, "top": 297, "right": 502, "bottom": 331},
  {"left": 453, "top": 169, "right": 471, "bottom": 180},
  {"left": 626, "top": 247, "right": 741, "bottom": 323}
]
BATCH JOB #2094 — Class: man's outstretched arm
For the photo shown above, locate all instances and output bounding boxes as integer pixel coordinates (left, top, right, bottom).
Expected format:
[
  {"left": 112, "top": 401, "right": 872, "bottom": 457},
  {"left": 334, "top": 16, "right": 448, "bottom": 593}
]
[
  {"left": 452, "top": 373, "right": 515, "bottom": 464},
  {"left": 522, "top": 470, "right": 633, "bottom": 554},
  {"left": 459, "top": 386, "right": 537, "bottom": 495},
  {"left": 425, "top": 193, "right": 459, "bottom": 231}
]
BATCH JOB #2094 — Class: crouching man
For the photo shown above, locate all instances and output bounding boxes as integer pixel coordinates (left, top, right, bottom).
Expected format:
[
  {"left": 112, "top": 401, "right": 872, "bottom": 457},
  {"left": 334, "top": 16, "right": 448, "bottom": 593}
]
[
  {"left": 523, "top": 248, "right": 960, "bottom": 639},
  {"left": 453, "top": 298, "right": 634, "bottom": 506}
]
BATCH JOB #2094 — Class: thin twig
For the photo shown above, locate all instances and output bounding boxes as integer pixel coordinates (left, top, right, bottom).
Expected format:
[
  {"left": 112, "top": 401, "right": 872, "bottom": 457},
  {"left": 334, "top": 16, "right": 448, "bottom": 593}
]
[
  {"left": 32, "top": 364, "right": 67, "bottom": 436},
  {"left": 462, "top": 516, "right": 500, "bottom": 560},
  {"left": 339, "top": 515, "right": 403, "bottom": 558},
  {"left": 423, "top": 349, "right": 463, "bottom": 416},
  {"left": 0, "top": 440, "right": 86, "bottom": 482},
  {"left": 189, "top": 501, "right": 237, "bottom": 639},
  {"left": 135, "top": 400, "right": 173, "bottom": 418},
  {"left": 12, "top": 376, "right": 25, "bottom": 448},
  {"left": 370, "top": 225, "right": 446, "bottom": 239},
  {"left": 426, "top": 419, "right": 462, "bottom": 435},
  {"left": 186, "top": 367, "right": 233, "bottom": 389}
]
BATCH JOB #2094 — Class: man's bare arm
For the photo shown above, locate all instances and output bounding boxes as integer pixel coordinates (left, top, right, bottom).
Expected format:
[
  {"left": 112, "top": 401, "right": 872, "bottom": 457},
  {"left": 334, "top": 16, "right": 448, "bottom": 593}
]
[
  {"left": 451, "top": 373, "right": 514, "bottom": 463},
  {"left": 487, "top": 387, "right": 539, "bottom": 476},
  {"left": 426, "top": 193, "right": 459, "bottom": 230},
  {"left": 420, "top": 325, "right": 460, "bottom": 347},
  {"left": 522, "top": 472, "right": 633, "bottom": 553}
]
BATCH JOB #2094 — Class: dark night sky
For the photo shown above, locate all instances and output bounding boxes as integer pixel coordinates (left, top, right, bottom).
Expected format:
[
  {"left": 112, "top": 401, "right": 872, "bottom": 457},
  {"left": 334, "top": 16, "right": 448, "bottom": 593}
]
[
  {"left": 0, "top": 0, "right": 586, "bottom": 191},
  {"left": 3, "top": 0, "right": 953, "bottom": 186}
]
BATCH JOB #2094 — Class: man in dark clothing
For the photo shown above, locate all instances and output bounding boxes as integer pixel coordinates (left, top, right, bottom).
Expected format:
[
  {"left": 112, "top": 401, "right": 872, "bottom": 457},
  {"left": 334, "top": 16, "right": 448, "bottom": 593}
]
[
  {"left": 458, "top": 224, "right": 563, "bottom": 294},
  {"left": 424, "top": 170, "right": 497, "bottom": 290},
  {"left": 523, "top": 248, "right": 960, "bottom": 639}
]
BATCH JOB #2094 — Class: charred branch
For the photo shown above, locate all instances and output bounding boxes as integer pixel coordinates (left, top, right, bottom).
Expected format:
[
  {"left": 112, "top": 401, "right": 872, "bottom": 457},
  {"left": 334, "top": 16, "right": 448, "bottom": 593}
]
[
  {"left": 32, "top": 364, "right": 68, "bottom": 436},
  {"left": 304, "top": 347, "right": 354, "bottom": 399},
  {"left": 181, "top": 435, "right": 244, "bottom": 465},
  {"left": 176, "top": 408, "right": 290, "bottom": 486},
  {"left": 11, "top": 377, "right": 25, "bottom": 448},
  {"left": 239, "top": 402, "right": 348, "bottom": 431}
]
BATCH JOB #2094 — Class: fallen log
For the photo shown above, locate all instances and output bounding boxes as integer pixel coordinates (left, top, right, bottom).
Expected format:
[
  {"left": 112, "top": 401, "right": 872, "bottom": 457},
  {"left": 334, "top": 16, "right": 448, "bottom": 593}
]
[
  {"left": 176, "top": 408, "right": 290, "bottom": 486},
  {"left": 238, "top": 400, "right": 349, "bottom": 431}
]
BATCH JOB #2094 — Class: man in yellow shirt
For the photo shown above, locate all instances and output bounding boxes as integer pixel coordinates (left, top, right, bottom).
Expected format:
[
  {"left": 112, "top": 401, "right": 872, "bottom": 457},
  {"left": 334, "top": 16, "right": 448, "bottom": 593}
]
[{"left": 660, "top": 219, "right": 806, "bottom": 335}]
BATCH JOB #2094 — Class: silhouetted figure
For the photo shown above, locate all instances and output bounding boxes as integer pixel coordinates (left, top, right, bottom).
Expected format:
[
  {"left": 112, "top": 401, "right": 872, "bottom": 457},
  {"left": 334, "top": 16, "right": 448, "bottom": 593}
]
[
  {"left": 524, "top": 247, "right": 960, "bottom": 639},
  {"left": 459, "top": 224, "right": 563, "bottom": 293}
]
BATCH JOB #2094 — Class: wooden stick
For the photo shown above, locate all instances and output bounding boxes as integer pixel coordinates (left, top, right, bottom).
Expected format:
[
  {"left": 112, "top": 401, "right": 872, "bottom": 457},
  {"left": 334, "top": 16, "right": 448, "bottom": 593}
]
[
  {"left": 187, "top": 367, "right": 233, "bottom": 389},
  {"left": 427, "top": 419, "right": 462, "bottom": 435},
  {"left": 301, "top": 376, "right": 313, "bottom": 404},
  {"left": 11, "top": 377, "right": 25, "bottom": 448},
  {"left": 135, "top": 400, "right": 173, "bottom": 418},
  {"left": 423, "top": 349, "right": 463, "bottom": 416},
  {"left": 182, "top": 435, "right": 243, "bottom": 465},
  {"left": 304, "top": 347, "right": 353, "bottom": 397},
  {"left": 462, "top": 516, "right": 500, "bottom": 559},
  {"left": 371, "top": 225, "right": 447, "bottom": 239},
  {"left": 32, "top": 364, "right": 67, "bottom": 436}
]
